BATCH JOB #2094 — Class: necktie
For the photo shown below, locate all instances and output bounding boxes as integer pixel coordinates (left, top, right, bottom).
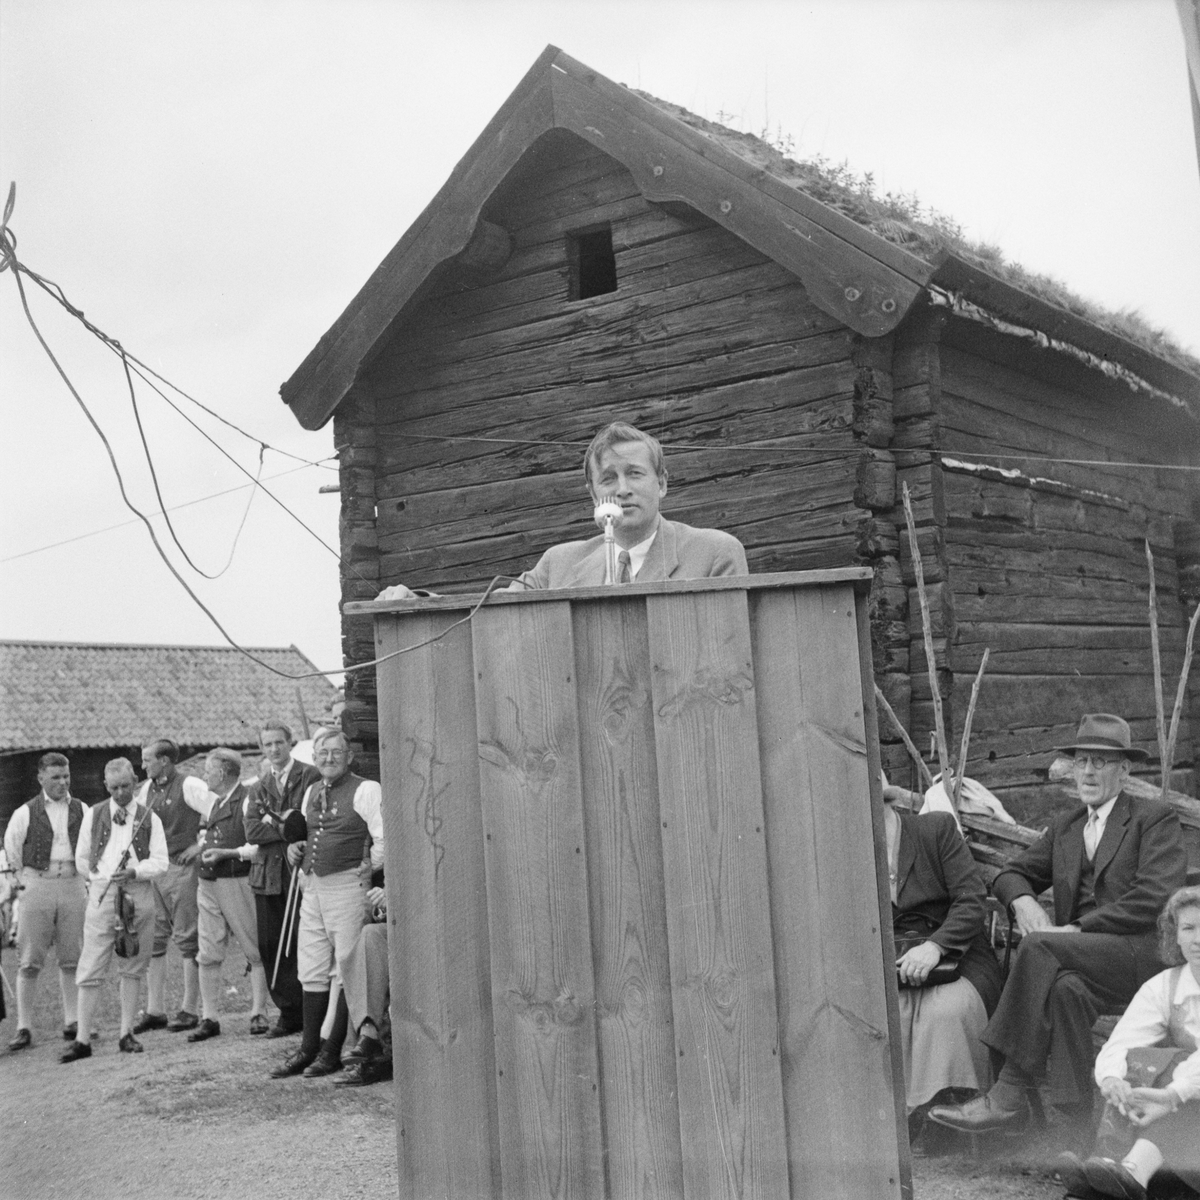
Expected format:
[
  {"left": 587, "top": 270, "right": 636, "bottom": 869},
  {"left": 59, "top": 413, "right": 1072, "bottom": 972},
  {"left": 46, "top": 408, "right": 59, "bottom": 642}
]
[
  {"left": 617, "top": 550, "right": 632, "bottom": 584},
  {"left": 113, "top": 807, "right": 128, "bottom": 826},
  {"left": 1084, "top": 811, "right": 1100, "bottom": 860},
  {"left": 318, "top": 785, "right": 331, "bottom": 815}
]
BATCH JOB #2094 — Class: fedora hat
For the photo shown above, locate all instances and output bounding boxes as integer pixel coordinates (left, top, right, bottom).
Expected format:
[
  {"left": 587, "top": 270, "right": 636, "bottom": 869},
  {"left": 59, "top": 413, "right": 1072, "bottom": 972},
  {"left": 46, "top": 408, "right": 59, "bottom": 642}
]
[{"left": 1055, "top": 713, "right": 1149, "bottom": 761}]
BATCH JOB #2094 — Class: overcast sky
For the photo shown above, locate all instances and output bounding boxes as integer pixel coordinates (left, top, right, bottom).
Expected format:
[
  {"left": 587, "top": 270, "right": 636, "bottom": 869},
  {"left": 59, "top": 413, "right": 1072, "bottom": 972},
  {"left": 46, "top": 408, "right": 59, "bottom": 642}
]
[{"left": 2, "top": 0, "right": 1197, "bottom": 680}]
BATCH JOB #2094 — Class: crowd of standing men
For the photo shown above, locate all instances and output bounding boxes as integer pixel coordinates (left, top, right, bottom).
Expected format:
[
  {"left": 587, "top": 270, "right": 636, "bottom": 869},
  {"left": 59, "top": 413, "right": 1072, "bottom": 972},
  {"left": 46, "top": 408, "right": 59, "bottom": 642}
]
[{"left": 2, "top": 721, "right": 394, "bottom": 1086}]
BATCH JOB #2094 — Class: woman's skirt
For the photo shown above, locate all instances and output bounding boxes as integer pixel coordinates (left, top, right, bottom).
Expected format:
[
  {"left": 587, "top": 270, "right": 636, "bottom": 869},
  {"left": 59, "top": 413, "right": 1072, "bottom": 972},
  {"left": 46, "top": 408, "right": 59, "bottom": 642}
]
[{"left": 896, "top": 976, "right": 989, "bottom": 1111}]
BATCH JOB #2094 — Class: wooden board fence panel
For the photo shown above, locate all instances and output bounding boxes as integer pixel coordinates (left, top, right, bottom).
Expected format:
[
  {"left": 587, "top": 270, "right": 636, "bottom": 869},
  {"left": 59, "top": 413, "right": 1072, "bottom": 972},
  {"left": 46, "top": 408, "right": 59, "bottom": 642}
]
[
  {"left": 645, "top": 590, "right": 788, "bottom": 1198},
  {"left": 750, "top": 584, "right": 907, "bottom": 1199},
  {"left": 369, "top": 570, "right": 905, "bottom": 1200},
  {"left": 375, "top": 612, "right": 501, "bottom": 1199}
]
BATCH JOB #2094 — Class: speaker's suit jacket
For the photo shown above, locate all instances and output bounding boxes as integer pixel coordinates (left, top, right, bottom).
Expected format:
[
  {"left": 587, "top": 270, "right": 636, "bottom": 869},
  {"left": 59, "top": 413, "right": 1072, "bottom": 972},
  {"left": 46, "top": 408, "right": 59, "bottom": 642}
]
[{"left": 511, "top": 518, "right": 747, "bottom": 590}]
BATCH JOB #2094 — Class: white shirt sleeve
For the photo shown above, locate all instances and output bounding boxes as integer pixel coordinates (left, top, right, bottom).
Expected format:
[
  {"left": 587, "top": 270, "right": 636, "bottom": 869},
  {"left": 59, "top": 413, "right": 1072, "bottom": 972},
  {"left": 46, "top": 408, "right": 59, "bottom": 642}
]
[
  {"left": 134, "top": 812, "right": 169, "bottom": 881},
  {"left": 3, "top": 804, "right": 30, "bottom": 871},
  {"left": 74, "top": 806, "right": 95, "bottom": 877},
  {"left": 1094, "top": 971, "right": 1172, "bottom": 1085},
  {"left": 182, "top": 775, "right": 216, "bottom": 820},
  {"left": 353, "top": 781, "right": 385, "bottom": 870}
]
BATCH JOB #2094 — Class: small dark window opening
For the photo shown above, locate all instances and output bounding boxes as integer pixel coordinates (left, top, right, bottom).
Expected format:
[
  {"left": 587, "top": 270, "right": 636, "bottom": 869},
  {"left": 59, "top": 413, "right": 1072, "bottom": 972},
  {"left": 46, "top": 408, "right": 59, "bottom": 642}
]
[{"left": 568, "top": 227, "right": 617, "bottom": 300}]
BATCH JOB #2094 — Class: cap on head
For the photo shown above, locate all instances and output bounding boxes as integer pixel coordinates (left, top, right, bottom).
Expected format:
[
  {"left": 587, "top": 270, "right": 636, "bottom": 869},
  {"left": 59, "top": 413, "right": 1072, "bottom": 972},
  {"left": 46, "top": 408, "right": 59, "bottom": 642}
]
[{"left": 1055, "top": 713, "right": 1148, "bottom": 761}]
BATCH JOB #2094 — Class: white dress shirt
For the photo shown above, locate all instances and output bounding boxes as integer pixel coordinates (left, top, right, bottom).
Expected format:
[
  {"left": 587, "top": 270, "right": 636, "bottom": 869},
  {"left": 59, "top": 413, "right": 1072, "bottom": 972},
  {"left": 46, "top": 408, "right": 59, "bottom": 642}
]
[
  {"left": 1094, "top": 965, "right": 1200, "bottom": 1104},
  {"left": 3, "top": 792, "right": 77, "bottom": 869},
  {"left": 625, "top": 525, "right": 660, "bottom": 580},
  {"left": 1084, "top": 796, "right": 1118, "bottom": 860},
  {"left": 75, "top": 801, "right": 169, "bottom": 884}
]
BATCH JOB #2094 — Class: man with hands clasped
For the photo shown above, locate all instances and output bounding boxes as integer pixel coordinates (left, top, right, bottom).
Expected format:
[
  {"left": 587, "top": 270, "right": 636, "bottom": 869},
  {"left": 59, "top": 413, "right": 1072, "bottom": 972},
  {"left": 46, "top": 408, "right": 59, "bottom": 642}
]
[{"left": 929, "top": 714, "right": 1187, "bottom": 1139}]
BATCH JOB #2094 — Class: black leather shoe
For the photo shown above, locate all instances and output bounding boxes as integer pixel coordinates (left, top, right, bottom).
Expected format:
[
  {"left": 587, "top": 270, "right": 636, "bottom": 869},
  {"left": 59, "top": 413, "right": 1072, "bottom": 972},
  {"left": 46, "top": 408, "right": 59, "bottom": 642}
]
[
  {"left": 926, "top": 1093, "right": 1028, "bottom": 1134},
  {"left": 8, "top": 1028, "right": 32, "bottom": 1052},
  {"left": 119, "top": 1032, "right": 144, "bottom": 1054},
  {"left": 61, "top": 1040, "right": 92, "bottom": 1063},
  {"left": 268, "top": 1021, "right": 302, "bottom": 1038},
  {"left": 62, "top": 1022, "right": 78, "bottom": 1042},
  {"left": 249, "top": 1014, "right": 270, "bottom": 1035},
  {"left": 132, "top": 1011, "right": 168, "bottom": 1035},
  {"left": 167, "top": 1010, "right": 199, "bottom": 1032},
  {"left": 187, "top": 1018, "right": 221, "bottom": 1043},
  {"left": 271, "top": 1047, "right": 318, "bottom": 1078},
  {"left": 1083, "top": 1158, "right": 1147, "bottom": 1200},
  {"left": 303, "top": 1045, "right": 343, "bottom": 1077},
  {"left": 344, "top": 1032, "right": 382, "bottom": 1065},
  {"left": 333, "top": 1057, "right": 392, "bottom": 1087},
  {"left": 1055, "top": 1151, "right": 1100, "bottom": 1198}
]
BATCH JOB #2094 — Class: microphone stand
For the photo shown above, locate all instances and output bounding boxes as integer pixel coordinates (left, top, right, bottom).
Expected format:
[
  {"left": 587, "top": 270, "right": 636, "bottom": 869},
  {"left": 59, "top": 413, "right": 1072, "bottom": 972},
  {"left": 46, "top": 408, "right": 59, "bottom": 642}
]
[{"left": 593, "top": 498, "right": 622, "bottom": 586}]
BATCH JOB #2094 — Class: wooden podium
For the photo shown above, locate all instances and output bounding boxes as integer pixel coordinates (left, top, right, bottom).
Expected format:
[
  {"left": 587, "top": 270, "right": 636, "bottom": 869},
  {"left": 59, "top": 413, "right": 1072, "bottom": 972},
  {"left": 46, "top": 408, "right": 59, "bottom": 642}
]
[{"left": 349, "top": 569, "right": 907, "bottom": 1200}]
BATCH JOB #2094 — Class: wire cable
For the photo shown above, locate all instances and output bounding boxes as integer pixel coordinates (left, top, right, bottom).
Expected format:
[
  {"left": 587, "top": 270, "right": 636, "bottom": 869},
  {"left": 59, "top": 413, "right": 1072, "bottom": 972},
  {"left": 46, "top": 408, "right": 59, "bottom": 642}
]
[{"left": 1, "top": 459, "right": 330, "bottom": 564}]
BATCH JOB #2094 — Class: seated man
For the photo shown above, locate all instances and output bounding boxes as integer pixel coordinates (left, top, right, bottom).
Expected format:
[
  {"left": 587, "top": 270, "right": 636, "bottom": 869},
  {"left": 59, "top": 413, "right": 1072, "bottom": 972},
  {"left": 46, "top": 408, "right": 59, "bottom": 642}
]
[
  {"left": 929, "top": 714, "right": 1187, "bottom": 1138},
  {"left": 378, "top": 421, "right": 747, "bottom": 598},
  {"left": 64, "top": 758, "right": 168, "bottom": 1062},
  {"left": 334, "top": 886, "right": 392, "bottom": 1089}
]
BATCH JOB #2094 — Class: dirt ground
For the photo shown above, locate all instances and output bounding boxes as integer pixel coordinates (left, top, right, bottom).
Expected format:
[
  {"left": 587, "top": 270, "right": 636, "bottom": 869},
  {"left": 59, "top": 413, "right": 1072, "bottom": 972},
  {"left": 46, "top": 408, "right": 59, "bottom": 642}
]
[{"left": 1, "top": 946, "right": 1079, "bottom": 1200}]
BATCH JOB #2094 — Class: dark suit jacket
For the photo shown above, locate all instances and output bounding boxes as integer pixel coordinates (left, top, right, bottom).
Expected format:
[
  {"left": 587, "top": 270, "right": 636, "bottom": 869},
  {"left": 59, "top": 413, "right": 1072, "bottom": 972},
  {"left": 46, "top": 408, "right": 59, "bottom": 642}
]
[
  {"left": 244, "top": 761, "right": 321, "bottom": 895},
  {"left": 992, "top": 791, "right": 1186, "bottom": 949},
  {"left": 894, "top": 809, "right": 1003, "bottom": 1014},
  {"left": 512, "top": 518, "right": 747, "bottom": 589}
]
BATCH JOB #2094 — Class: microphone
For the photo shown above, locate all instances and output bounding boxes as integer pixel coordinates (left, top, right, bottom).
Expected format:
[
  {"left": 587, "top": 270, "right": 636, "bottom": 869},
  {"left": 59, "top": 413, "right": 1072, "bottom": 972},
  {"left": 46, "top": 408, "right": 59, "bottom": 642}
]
[{"left": 593, "top": 497, "right": 622, "bottom": 585}]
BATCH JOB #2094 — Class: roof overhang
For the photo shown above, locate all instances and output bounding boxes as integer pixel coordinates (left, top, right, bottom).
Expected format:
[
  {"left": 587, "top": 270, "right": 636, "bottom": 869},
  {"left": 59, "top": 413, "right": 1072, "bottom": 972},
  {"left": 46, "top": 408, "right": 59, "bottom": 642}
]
[
  {"left": 281, "top": 46, "right": 933, "bottom": 430},
  {"left": 282, "top": 46, "right": 1200, "bottom": 430}
]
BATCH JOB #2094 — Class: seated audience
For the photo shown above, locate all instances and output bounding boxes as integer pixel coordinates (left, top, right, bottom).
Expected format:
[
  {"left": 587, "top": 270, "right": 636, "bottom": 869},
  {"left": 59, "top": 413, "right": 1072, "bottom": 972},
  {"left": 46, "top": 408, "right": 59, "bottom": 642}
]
[
  {"left": 883, "top": 784, "right": 1003, "bottom": 1136},
  {"left": 1056, "top": 885, "right": 1200, "bottom": 1199},
  {"left": 335, "top": 885, "right": 392, "bottom": 1088}
]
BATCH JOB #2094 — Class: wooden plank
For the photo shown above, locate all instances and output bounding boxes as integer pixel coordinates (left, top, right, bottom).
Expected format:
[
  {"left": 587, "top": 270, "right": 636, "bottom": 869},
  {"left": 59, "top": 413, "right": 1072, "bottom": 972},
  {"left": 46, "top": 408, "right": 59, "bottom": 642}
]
[
  {"left": 470, "top": 601, "right": 606, "bottom": 1199},
  {"left": 375, "top": 612, "right": 501, "bottom": 1199},
  {"left": 750, "top": 583, "right": 904, "bottom": 1198},
  {"left": 644, "top": 589, "right": 788, "bottom": 1198},
  {"left": 571, "top": 598, "right": 685, "bottom": 1198}
]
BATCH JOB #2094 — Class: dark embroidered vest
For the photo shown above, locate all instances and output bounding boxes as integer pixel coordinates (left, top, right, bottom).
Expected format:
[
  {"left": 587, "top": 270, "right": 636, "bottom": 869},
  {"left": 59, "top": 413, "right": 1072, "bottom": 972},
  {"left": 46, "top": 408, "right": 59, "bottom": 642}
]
[
  {"left": 198, "top": 787, "right": 250, "bottom": 880},
  {"left": 301, "top": 773, "right": 370, "bottom": 878},
  {"left": 23, "top": 794, "right": 84, "bottom": 870},
  {"left": 146, "top": 769, "right": 203, "bottom": 857},
  {"left": 89, "top": 803, "right": 152, "bottom": 873}
]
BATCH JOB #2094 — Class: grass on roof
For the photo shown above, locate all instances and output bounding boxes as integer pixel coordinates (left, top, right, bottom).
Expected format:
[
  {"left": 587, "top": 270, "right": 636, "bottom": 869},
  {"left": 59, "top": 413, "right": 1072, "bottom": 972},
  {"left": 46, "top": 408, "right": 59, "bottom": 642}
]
[{"left": 639, "top": 93, "right": 1200, "bottom": 378}]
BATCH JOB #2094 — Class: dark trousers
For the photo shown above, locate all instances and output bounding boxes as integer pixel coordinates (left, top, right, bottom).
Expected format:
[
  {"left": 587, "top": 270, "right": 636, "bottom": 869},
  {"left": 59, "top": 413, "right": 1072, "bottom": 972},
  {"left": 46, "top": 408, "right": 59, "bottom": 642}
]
[
  {"left": 255, "top": 881, "right": 303, "bottom": 1027},
  {"left": 983, "top": 930, "right": 1157, "bottom": 1108}
]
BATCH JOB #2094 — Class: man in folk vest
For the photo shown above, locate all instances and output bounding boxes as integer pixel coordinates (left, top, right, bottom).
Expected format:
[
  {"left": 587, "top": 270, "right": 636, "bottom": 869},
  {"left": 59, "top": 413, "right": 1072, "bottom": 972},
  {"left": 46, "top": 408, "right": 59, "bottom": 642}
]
[
  {"left": 244, "top": 721, "right": 321, "bottom": 1038},
  {"left": 3, "top": 752, "right": 87, "bottom": 1050},
  {"left": 929, "top": 714, "right": 1187, "bottom": 1139},
  {"left": 271, "top": 729, "right": 383, "bottom": 1079},
  {"left": 133, "top": 738, "right": 206, "bottom": 1034},
  {"left": 63, "top": 758, "right": 168, "bottom": 1062},
  {"left": 188, "top": 747, "right": 270, "bottom": 1042}
]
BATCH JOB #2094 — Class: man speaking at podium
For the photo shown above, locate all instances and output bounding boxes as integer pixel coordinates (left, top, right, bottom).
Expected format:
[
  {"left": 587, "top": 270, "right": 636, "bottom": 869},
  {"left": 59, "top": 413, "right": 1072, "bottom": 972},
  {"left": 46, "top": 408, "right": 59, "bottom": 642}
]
[{"left": 378, "top": 422, "right": 747, "bottom": 599}]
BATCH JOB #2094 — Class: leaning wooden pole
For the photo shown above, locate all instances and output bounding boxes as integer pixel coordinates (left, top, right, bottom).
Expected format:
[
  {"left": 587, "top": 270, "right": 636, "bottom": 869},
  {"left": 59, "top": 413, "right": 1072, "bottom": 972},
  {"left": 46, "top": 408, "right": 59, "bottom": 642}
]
[
  {"left": 1163, "top": 602, "right": 1200, "bottom": 795},
  {"left": 875, "top": 684, "right": 936, "bottom": 792},
  {"left": 902, "top": 482, "right": 952, "bottom": 790},
  {"left": 952, "top": 649, "right": 989, "bottom": 809},
  {"left": 1146, "top": 541, "right": 1169, "bottom": 792}
]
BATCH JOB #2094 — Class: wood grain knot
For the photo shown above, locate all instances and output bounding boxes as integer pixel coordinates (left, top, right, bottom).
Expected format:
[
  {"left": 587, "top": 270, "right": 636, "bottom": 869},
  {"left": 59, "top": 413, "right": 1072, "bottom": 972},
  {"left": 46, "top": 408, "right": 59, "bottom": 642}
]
[{"left": 656, "top": 666, "right": 754, "bottom": 721}]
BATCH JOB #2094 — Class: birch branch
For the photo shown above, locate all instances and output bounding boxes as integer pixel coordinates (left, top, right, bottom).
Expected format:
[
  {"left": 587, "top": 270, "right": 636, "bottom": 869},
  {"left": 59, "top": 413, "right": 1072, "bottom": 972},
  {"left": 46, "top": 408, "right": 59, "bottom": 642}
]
[
  {"left": 874, "top": 684, "right": 936, "bottom": 792},
  {"left": 952, "top": 649, "right": 989, "bottom": 810}
]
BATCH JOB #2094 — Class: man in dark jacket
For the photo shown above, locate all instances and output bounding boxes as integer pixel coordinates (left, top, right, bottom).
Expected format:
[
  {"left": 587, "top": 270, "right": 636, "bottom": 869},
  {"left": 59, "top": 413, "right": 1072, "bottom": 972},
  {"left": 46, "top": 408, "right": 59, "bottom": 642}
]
[
  {"left": 244, "top": 721, "right": 320, "bottom": 1037},
  {"left": 929, "top": 714, "right": 1187, "bottom": 1135}
]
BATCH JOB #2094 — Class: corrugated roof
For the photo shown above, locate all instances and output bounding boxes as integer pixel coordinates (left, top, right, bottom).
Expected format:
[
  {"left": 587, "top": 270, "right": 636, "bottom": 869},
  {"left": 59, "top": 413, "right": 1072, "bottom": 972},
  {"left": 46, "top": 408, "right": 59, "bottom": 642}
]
[{"left": 0, "top": 641, "right": 340, "bottom": 752}]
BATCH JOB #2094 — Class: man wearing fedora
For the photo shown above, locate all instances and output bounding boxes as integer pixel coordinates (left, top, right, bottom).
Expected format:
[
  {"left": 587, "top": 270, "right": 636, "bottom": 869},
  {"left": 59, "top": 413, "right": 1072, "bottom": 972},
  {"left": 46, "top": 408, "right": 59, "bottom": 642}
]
[{"left": 929, "top": 713, "right": 1187, "bottom": 1138}]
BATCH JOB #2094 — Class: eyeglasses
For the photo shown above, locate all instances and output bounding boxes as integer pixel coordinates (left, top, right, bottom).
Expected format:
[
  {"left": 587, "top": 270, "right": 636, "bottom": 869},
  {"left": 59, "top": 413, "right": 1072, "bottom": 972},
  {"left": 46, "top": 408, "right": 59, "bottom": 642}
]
[
  {"left": 315, "top": 749, "right": 348, "bottom": 761},
  {"left": 1073, "top": 753, "right": 1124, "bottom": 770}
]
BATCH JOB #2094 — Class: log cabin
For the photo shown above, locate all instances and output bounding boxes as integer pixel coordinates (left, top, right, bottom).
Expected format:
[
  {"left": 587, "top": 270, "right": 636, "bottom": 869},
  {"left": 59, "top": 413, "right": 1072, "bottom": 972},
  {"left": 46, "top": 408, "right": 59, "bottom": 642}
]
[{"left": 281, "top": 46, "right": 1200, "bottom": 834}]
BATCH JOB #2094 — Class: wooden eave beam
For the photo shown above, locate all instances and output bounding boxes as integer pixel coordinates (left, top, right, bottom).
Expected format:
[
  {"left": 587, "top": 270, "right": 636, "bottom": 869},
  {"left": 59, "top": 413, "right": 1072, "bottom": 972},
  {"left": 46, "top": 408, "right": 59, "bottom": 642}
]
[
  {"left": 930, "top": 251, "right": 1200, "bottom": 414},
  {"left": 280, "top": 45, "right": 934, "bottom": 431}
]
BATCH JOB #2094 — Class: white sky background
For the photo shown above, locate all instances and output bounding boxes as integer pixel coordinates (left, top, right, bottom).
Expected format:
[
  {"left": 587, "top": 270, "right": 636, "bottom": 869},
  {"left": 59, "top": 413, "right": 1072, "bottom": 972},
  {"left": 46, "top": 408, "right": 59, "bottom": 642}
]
[{"left": 2, "top": 0, "right": 1197, "bottom": 681}]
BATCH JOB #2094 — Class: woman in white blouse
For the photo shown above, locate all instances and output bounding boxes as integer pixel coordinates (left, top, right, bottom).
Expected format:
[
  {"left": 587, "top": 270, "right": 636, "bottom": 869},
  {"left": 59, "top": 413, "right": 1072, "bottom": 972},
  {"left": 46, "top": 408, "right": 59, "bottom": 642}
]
[{"left": 1061, "top": 885, "right": 1200, "bottom": 1199}]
